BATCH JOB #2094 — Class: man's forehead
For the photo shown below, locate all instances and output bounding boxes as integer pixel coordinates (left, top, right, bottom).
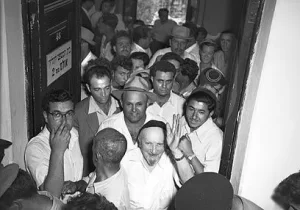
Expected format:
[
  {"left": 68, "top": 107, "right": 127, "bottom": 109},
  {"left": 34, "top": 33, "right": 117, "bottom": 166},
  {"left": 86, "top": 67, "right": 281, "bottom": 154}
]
[
  {"left": 172, "top": 37, "right": 187, "bottom": 43},
  {"left": 117, "top": 36, "right": 130, "bottom": 43},
  {"left": 140, "top": 127, "right": 164, "bottom": 141},
  {"left": 116, "top": 66, "right": 130, "bottom": 72},
  {"left": 123, "top": 91, "right": 148, "bottom": 101},
  {"left": 188, "top": 100, "right": 209, "bottom": 110},
  {"left": 155, "top": 70, "right": 174, "bottom": 79},
  {"left": 49, "top": 101, "right": 73, "bottom": 110}
]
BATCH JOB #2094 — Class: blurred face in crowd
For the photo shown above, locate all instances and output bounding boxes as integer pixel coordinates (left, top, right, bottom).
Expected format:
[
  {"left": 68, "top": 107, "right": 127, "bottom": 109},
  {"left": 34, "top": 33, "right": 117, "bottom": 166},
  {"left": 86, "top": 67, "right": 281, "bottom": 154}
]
[
  {"left": 220, "top": 33, "right": 234, "bottom": 52},
  {"left": 114, "top": 36, "right": 131, "bottom": 57},
  {"left": 138, "top": 127, "right": 165, "bottom": 167},
  {"left": 200, "top": 45, "right": 215, "bottom": 64},
  {"left": 185, "top": 99, "right": 212, "bottom": 130},
  {"left": 87, "top": 75, "right": 111, "bottom": 105},
  {"left": 101, "top": 1, "right": 113, "bottom": 14},
  {"left": 131, "top": 59, "right": 144, "bottom": 71},
  {"left": 122, "top": 91, "right": 148, "bottom": 124},
  {"left": 43, "top": 101, "right": 74, "bottom": 132},
  {"left": 113, "top": 66, "right": 131, "bottom": 87},
  {"left": 159, "top": 11, "right": 168, "bottom": 23},
  {"left": 170, "top": 38, "right": 188, "bottom": 56},
  {"left": 152, "top": 71, "right": 174, "bottom": 98}
]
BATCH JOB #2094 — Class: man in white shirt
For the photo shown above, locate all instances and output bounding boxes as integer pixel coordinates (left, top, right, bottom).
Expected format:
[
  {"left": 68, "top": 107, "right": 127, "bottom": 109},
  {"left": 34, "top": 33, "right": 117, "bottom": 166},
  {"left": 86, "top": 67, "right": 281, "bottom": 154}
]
[
  {"left": 84, "top": 128, "right": 130, "bottom": 210},
  {"left": 177, "top": 88, "right": 223, "bottom": 173},
  {"left": 147, "top": 60, "right": 185, "bottom": 125},
  {"left": 131, "top": 25, "right": 152, "bottom": 58},
  {"left": 74, "top": 62, "right": 121, "bottom": 176},
  {"left": 183, "top": 22, "right": 201, "bottom": 67},
  {"left": 99, "top": 75, "right": 164, "bottom": 152},
  {"left": 121, "top": 120, "right": 194, "bottom": 210},
  {"left": 148, "top": 25, "right": 197, "bottom": 68},
  {"left": 25, "top": 89, "right": 84, "bottom": 198}
]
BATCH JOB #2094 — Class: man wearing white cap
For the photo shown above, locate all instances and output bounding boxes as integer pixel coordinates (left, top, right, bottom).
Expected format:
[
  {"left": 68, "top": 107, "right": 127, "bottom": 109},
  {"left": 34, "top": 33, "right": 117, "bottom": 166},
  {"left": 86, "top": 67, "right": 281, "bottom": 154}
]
[
  {"left": 148, "top": 25, "right": 197, "bottom": 68},
  {"left": 98, "top": 75, "right": 165, "bottom": 152}
]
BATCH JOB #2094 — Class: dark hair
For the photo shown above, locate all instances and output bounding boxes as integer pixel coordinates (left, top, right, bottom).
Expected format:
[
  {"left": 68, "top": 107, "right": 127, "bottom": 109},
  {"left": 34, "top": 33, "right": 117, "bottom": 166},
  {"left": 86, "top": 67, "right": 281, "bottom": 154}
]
[
  {"left": 130, "top": 52, "right": 150, "bottom": 66},
  {"left": 197, "top": 27, "right": 208, "bottom": 38},
  {"left": 272, "top": 172, "right": 300, "bottom": 208},
  {"left": 161, "top": 52, "right": 184, "bottom": 66},
  {"left": 133, "top": 19, "right": 145, "bottom": 26},
  {"left": 65, "top": 192, "right": 117, "bottom": 210},
  {"left": 81, "top": 0, "right": 95, "bottom": 5},
  {"left": 183, "top": 22, "right": 198, "bottom": 39},
  {"left": 158, "top": 8, "right": 169, "bottom": 15},
  {"left": 102, "top": 13, "right": 118, "bottom": 30},
  {"left": 185, "top": 90, "right": 216, "bottom": 112},
  {"left": 221, "top": 30, "right": 235, "bottom": 37},
  {"left": 83, "top": 62, "right": 112, "bottom": 87},
  {"left": 0, "top": 169, "right": 38, "bottom": 208},
  {"left": 111, "top": 56, "right": 133, "bottom": 72},
  {"left": 199, "top": 41, "right": 217, "bottom": 51},
  {"left": 150, "top": 60, "right": 177, "bottom": 78},
  {"left": 100, "top": 0, "right": 114, "bottom": 10},
  {"left": 42, "top": 89, "right": 73, "bottom": 112},
  {"left": 138, "top": 120, "right": 167, "bottom": 147},
  {"left": 180, "top": 58, "right": 199, "bottom": 82},
  {"left": 111, "top": 30, "right": 132, "bottom": 56},
  {"left": 93, "top": 128, "right": 127, "bottom": 166},
  {"left": 132, "top": 26, "right": 151, "bottom": 44}
]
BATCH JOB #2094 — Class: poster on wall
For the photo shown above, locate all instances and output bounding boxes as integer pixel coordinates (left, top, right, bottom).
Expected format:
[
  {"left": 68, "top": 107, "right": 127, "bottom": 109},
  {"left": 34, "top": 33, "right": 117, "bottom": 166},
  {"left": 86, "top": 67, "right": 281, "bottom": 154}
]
[{"left": 46, "top": 40, "right": 72, "bottom": 86}]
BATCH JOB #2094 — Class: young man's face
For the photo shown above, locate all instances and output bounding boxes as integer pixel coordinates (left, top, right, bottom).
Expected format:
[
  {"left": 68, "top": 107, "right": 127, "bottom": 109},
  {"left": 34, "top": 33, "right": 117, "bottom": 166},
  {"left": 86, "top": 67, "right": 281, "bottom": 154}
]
[
  {"left": 152, "top": 71, "right": 175, "bottom": 97},
  {"left": 220, "top": 33, "right": 233, "bottom": 52},
  {"left": 101, "top": 1, "right": 113, "bottom": 14},
  {"left": 170, "top": 38, "right": 188, "bottom": 56},
  {"left": 114, "top": 36, "right": 131, "bottom": 57},
  {"left": 131, "top": 58, "right": 144, "bottom": 71},
  {"left": 122, "top": 91, "right": 148, "bottom": 124},
  {"left": 159, "top": 11, "right": 168, "bottom": 23},
  {"left": 113, "top": 66, "right": 131, "bottom": 87},
  {"left": 88, "top": 75, "right": 111, "bottom": 105},
  {"left": 185, "top": 99, "right": 212, "bottom": 129},
  {"left": 139, "top": 127, "right": 165, "bottom": 167},
  {"left": 200, "top": 45, "right": 215, "bottom": 64}
]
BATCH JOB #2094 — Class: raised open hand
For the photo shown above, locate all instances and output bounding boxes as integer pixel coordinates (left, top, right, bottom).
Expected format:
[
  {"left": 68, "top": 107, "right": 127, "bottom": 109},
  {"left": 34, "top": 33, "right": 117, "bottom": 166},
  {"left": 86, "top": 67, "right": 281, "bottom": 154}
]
[{"left": 166, "top": 114, "right": 181, "bottom": 152}]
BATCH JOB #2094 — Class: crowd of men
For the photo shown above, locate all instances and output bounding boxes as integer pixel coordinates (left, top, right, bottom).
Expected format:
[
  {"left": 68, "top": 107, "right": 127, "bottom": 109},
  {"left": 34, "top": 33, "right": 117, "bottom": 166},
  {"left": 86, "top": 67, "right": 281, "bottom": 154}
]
[{"left": 0, "top": 0, "right": 283, "bottom": 209}]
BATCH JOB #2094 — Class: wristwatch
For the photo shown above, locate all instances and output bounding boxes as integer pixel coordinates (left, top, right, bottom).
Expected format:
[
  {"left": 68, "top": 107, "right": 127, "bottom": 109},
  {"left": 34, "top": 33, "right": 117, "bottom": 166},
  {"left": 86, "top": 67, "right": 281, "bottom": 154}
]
[{"left": 188, "top": 154, "right": 196, "bottom": 161}]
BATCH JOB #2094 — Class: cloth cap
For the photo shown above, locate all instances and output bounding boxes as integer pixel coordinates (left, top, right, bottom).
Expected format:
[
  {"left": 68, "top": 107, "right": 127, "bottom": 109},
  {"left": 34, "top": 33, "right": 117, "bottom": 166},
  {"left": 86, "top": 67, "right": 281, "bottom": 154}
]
[
  {"left": 171, "top": 25, "right": 193, "bottom": 40},
  {"left": 102, "top": 13, "right": 118, "bottom": 29},
  {"left": 112, "top": 76, "right": 157, "bottom": 102},
  {"left": 175, "top": 172, "right": 234, "bottom": 210},
  {"left": 199, "top": 68, "right": 227, "bottom": 86},
  {"left": 0, "top": 163, "right": 19, "bottom": 197},
  {"left": 81, "top": 27, "right": 96, "bottom": 46}
]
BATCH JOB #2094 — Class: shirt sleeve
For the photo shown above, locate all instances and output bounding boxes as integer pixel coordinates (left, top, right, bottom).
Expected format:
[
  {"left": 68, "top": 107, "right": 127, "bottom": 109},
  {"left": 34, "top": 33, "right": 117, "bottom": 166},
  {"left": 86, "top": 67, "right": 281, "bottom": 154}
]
[
  {"left": 203, "top": 134, "right": 223, "bottom": 173},
  {"left": 25, "top": 144, "right": 50, "bottom": 188}
]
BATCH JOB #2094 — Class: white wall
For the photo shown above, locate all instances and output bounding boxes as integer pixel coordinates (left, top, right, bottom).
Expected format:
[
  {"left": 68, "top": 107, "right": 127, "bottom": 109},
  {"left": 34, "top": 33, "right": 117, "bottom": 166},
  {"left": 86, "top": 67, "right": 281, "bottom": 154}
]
[
  {"left": 0, "top": 0, "right": 27, "bottom": 168},
  {"left": 231, "top": 0, "right": 300, "bottom": 209}
]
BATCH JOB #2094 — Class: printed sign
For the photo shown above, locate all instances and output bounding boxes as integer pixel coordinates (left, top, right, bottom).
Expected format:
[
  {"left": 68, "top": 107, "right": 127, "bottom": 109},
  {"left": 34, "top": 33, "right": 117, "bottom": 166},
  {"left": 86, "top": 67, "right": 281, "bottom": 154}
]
[{"left": 46, "top": 40, "right": 72, "bottom": 86}]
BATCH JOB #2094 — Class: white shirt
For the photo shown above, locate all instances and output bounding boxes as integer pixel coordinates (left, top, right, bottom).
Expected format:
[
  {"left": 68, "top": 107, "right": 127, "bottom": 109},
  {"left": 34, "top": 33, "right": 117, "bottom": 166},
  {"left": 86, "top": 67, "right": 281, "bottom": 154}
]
[
  {"left": 147, "top": 91, "right": 185, "bottom": 126},
  {"left": 152, "top": 19, "right": 177, "bottom": 43},
  {"left": 98, "top": 111, "right": 165, "bottom": 152},
  {"left": 131, "top": 42, "right": 152, "bottom": 58},
  {"left": 147, "top": 47, "right": 197, "bottom": 68},
  {"left": 185, "top": 42, "right": 200, "bottom": 67},
  {"left": 121, "top": 148, "right": 178, "bottom": 210},
  {"left": 85, "top": 167, "right": 130, "bottom": 210},
  {"left": 88, "top": 96, "right": 119, "bottom": 125},
  {"left": 25, "top": 127, "right": 83, "bottom": 188},
  {"left": 100, "top": 35, "right": 114, "bottom": 61},
  {"left": 180, "top": 117, "right": 223, "bottom": 172}
]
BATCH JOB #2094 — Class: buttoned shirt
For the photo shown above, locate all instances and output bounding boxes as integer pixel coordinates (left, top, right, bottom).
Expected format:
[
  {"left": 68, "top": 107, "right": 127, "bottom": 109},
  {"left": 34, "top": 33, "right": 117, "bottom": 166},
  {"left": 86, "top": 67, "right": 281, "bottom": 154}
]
[
  {"left": 88, "top": 96, "right": 119, "bottom": 125},
  {"left": 185, "top": 42, "right": 200, "bottom": 67},
  {"left": 152, "top": 19, "right": 177, "bottom": 43},
  {"left": 131, "top": 42, "right": 152, "bottom": 58},
  {"left": 147, "top": 91, "right": 185, "bottom": 126},
  {"left": 180, "top": 117, "right": 223, "bottom": 172},
  {"left": 98, "top": 111, "right": 165, "bottom": 152},
  {"left": 85, "top": 167, "right": 130, "bottom": 210},
  {"left": 147, "top": 47, "right": 197, "bottom": 68},
  {"left": 25, "top": 127, "right": 83, "bottom": 188},
  {"left": 121, "top": 148, "right": 178, "bottom": 210}
]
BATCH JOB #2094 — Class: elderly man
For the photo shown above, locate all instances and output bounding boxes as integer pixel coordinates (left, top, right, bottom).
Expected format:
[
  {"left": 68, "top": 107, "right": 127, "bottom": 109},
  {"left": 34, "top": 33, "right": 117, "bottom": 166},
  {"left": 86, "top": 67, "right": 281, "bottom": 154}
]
[
  {"left": 74, "top": 62, "right": 121, "bottom": 176},
  {"left": 25, "top": 89, "right": 83, "bottom": 198},
  {"left": 177, "top": 88, "right": 223, "bottom": 173},
  {"left": 147, "top": 60, "right": 185, "bottom": 125},
  {"left": 121, "top": 119, "right": 193, "bottom": 210},
  {"left": 98, "top": 75, "right": 164, "bottom": 152},
  {"left": 148, "top": 25, "right": 197, "bottom": 68}
]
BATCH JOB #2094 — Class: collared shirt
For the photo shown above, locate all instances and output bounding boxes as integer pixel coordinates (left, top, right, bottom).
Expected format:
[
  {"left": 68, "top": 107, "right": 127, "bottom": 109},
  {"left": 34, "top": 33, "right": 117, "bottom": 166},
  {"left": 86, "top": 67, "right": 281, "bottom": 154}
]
[
  {"left": 25, "top": 127, "right": 83, "bottom": 188},
  {"left": 88, "top": 96, "right": 119, "bottom": 125},
  {"left": 180, "top": 117, "right": 223, "bottom": 172},
  {"left": 152, "top": 19, "right": 177, "bottom": 43},
  {"left": 121, "top": 148, "right": 178, "bottom": 210},
  {"left": 185, "top": 42, "right": 201, "bottom": 67},
  {"left": 147, "top": 91, "right": 185, "bottom": 126},
  {"left": 85, "top": 167, "right": 130, "bottom": 210},
  {"left": 100, "top": 35, "right": 114, "bottom": 61},
  {"left": 98, "top": 111, "right": 165, "bottom": 152},
  {"left": 131, "top": 42, "right": 152, "bottom": 58},
  {"left": 147, "top": 47, "right": 197, "bottom": 68}
]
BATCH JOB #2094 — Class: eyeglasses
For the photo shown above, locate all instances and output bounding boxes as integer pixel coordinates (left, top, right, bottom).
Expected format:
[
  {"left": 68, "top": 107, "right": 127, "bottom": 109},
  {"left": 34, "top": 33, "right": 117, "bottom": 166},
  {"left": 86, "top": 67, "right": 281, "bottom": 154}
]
[{"left": 48, "top": 110, "right": 75, "bottom": 120}]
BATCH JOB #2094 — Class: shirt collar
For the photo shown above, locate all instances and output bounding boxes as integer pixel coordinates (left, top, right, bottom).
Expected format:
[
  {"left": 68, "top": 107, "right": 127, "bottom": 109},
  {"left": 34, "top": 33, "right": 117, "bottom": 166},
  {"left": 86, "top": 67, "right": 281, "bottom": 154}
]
[
  {"left": 88, "top": 96, "right": 117, "bottom": 115},
  {"left": 150, "top": 90, "right": 176, "bottom": 106},
  {"left": 133, "top": 43, "right": 146, "bottom": 52},
  {"left": 185, "top": 42, "right": 198, "bottom": 53}
]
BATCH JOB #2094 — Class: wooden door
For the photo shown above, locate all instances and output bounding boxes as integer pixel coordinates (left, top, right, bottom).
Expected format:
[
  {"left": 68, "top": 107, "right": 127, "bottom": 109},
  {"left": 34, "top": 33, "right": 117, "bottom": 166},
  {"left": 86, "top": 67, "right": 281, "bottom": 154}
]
[{"left": 24, "top": 0, "right": 81, "bottom": 137}]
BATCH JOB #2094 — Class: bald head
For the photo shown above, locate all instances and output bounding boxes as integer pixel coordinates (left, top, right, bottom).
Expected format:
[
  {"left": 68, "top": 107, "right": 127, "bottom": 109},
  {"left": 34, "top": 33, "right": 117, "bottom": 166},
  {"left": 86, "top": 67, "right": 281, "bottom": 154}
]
[{"left": 93, "top": 128, "right": 127, "bottom": 166}]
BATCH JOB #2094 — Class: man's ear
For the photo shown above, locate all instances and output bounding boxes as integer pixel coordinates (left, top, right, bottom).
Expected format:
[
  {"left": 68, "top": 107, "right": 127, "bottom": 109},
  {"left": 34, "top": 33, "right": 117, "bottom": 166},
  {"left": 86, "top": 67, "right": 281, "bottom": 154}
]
[
  {"left": 43, "top": 111, "right": 48, "bottom": 124},
  {"left": 95, "top": 152, "right": 102, "bottom": 162},
  {"left": 209, "top": 110, "right": 215, "bottom": 117},
  {"left": 86, "top": 84, "right": 91, "bottom": 93}
]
